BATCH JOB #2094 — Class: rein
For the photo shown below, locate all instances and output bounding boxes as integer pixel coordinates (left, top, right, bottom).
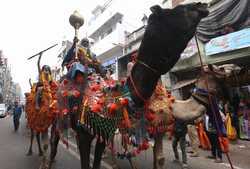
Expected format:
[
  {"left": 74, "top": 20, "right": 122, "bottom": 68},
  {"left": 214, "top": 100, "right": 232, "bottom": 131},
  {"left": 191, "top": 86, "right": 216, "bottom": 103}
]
[
  {"left": 191, "top": 88, "right": 210, "bottom": 106},
  {"left": 136, "top": 59, "right": 159, "bottom": 75},
  {"left": 129, "top": 74, "right": 147, "bottom": 103},
  {"left": 129, "top": 59, "right": 160, "bottom": 103}
]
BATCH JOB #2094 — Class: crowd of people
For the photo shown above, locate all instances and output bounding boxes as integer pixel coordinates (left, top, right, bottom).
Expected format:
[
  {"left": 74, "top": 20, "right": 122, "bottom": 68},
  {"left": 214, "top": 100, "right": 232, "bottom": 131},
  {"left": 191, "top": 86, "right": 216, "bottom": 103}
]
[{"left": 169, "top": 93, "right": 250, "bottom": 168}]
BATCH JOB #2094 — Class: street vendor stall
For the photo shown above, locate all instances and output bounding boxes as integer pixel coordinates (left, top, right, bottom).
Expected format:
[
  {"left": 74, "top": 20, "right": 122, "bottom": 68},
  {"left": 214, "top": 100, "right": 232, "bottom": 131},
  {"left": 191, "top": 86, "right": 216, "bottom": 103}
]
[{"left": 225, "top": 68, "right": 250, "bottom": 140}]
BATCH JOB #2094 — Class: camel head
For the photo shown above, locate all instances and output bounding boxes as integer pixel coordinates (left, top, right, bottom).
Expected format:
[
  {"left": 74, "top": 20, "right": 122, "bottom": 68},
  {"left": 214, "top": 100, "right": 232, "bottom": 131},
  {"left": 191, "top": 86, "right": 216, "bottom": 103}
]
[
  {"left": 195, "top": 64, "right": 241, "bottom": 100},
  {"left": 172, "top": 64, "right": 241, "bottom": 122},
  {"left": 137, "top": 2, "right": 209, "bottom": 75}
]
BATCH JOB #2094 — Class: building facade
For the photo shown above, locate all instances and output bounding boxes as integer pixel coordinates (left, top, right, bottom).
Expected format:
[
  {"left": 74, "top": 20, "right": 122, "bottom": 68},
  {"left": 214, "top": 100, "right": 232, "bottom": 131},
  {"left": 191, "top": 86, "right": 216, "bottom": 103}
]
[
  {"left": 0, "top": 50, "right": 21, "bottom": 104},
  {"left": 161, "top": 0, "right": 250, "bottom": 99},
  {"left": 86, "top": 2, "right": 128, "bottom": 80},
  {"left": 86, "top": 0, "right": 164, "bottom": 80},
  {"left": 117, "top": 0, "right": 250, "bottom": 99}
]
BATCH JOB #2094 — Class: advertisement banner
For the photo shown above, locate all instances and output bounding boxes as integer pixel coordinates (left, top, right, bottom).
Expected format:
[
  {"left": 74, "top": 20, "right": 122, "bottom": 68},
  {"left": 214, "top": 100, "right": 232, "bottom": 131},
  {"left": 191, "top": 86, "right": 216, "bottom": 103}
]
[{"left": 205, "top": 28, "right": 250, "bottom": 56}]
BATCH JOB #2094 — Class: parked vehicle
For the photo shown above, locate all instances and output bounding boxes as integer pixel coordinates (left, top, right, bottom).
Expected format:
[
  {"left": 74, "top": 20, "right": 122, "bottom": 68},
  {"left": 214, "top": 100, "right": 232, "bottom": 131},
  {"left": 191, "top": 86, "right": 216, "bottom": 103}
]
[{"left": 0, "top": 103, "right": 7, "bottom": 118}]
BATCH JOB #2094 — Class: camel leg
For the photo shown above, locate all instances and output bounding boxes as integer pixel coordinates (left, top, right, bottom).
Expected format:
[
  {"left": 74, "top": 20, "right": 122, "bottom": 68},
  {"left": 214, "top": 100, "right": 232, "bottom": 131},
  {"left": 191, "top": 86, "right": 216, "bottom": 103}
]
[
  {"left": 39, "top": 131, "right": 49, "bottom": 169},
  {"left": 36, "top": 132, "right": 43, "bottom": 156},
  {"left": 110, "top": 135, "right": 121, "bottom": 169},
  {"left": 153, "top": 134, "right": 165, "bottom": 169},
  {"left": 78, "top": 130, "right": 93, "bottom": 169},
  {"left": 92, "top": 139, "right": 106, "bottom": 169},
  {"left": 128, "top": 158, "right": 138, "bottom": 169},
  {"left": 48, "top": 124, "right": 60, "bottom": 169},
  {"left": 27, "top": 129, "right": 34, "bottom": 156}
]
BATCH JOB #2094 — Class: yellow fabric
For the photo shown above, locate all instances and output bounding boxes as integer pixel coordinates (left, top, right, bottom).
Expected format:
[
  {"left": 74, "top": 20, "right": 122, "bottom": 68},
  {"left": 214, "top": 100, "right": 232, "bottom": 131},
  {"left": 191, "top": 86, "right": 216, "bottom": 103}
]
[
  {"left": 226, "top": 113, "right": 237, "bottom": 140},
  {"left": 39, "top": 72, "right": 52, "bottom": 83}
]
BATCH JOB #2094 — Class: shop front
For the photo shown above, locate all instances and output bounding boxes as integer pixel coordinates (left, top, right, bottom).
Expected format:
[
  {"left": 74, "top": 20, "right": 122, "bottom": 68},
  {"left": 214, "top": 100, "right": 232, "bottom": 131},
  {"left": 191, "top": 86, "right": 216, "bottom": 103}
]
[
  {"left": 171, "top": 26, "right": 250, "bottom": 140},
  {"left": 224, "top": 69, "right": 250, "bottom": 140},
  {"left": 204, "top": 27, "right": 250, "bottom": 140},
  {"left": 170, "top": 0, "right": 250, "bottom": 140}
]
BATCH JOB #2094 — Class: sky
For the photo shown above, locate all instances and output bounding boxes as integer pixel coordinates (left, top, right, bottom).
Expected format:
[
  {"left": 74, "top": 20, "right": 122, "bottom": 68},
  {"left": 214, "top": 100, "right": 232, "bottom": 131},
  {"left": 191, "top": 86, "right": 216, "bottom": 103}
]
[{"left": 0, "top": 0, "right": 162, "bottom": 94}]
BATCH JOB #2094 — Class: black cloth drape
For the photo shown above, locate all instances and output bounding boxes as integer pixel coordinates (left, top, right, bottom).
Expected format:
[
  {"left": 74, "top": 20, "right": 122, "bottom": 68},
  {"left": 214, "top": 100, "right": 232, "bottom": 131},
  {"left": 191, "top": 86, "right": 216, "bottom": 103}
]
[{"left": 196, "top": 0, "right": 250, "bottom": 42}]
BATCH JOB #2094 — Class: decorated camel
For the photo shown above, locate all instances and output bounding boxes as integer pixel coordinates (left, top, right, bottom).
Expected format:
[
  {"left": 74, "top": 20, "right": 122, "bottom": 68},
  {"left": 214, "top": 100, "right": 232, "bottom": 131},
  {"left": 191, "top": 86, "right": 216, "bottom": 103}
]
[
  {"left": 25, "top": 90, "right": 43, "bottom": 156},
  {"left": 25, "top": 53, "right": 58, "bottom": 169},
  {"left": 47, "top": 3, "right": 210, "bottom": 169}
]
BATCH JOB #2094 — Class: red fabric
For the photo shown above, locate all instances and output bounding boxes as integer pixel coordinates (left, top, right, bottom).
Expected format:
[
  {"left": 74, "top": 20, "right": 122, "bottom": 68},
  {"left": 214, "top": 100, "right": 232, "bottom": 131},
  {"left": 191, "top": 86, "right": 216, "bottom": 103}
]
[
  {"left": 219, "top": 136, "right": 229, "bottom": 153},
  {"left": 197, "top": 123, "right": 211, "bottom": 150}
]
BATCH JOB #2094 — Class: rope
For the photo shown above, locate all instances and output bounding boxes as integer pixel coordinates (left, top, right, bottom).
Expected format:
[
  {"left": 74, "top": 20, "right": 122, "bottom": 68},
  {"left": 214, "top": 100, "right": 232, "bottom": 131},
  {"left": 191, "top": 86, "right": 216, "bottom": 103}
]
[
  {"left": 195, "top": 34, "right": 234, "bottom": 169},
  {"left": 128, "top": 58, "right": 161, "bottom": 103},
  {"left": 129, "top": 74, "right": 147, "bottom": 103},
  {"left": 136, "top": 59, "right": 159, "bottom": 75}
]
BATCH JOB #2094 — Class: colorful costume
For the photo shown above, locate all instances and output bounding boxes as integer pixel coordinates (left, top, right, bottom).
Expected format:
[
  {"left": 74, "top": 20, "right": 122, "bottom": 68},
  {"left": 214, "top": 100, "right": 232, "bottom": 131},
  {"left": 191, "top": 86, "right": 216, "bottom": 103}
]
[{"left": 26, "top": 71, "right": 58, "bottom": 132}]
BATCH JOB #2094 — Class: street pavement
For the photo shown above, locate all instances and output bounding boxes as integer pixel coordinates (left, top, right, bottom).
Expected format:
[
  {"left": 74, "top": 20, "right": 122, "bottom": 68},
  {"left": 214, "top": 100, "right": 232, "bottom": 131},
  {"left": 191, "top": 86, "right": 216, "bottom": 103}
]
[
  {"left": 0, "top": 114, "right": 249, "bottom": 169},
  {"left": 0, "top": 115, "right": 80, "bottom": 169}
]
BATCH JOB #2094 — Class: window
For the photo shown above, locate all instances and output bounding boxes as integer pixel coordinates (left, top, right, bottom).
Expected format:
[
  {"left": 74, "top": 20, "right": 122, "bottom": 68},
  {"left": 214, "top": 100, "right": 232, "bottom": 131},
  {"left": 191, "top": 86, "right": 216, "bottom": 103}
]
[
  {"left": 100, "top": 34, "right": 105, "bottom": 39},
  {"left": 107, "top": 28, "right": 113, "bottom": 35}
]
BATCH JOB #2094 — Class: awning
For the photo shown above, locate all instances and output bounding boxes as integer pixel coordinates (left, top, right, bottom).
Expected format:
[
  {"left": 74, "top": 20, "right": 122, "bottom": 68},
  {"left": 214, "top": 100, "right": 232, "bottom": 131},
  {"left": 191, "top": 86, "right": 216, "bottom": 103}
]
[
  {"left": 196, "top": 0, "right": 250, "bottom": 42},
  {"left": 171, "top": 79, "right": 197, "bottom": 90}
]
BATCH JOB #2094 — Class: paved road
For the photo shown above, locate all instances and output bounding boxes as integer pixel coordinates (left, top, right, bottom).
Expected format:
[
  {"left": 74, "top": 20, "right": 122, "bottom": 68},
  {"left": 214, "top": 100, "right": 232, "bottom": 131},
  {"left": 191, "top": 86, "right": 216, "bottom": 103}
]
[
  {"left": 103, "top": 135, "right": 250, "bottom": 169},
  {"left": 0, "top": 115, "right": 80, "bottom": 169},
  {"left": 0, "top": 115, "right": 249, "bottom": 169}
]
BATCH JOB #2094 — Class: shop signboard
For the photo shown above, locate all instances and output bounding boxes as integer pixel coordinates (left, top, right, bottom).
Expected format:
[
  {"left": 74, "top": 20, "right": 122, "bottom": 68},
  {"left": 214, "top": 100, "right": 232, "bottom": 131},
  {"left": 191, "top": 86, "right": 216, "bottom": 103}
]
[{"left": 205, "top": 28, "right": 250, "bottom": 56}]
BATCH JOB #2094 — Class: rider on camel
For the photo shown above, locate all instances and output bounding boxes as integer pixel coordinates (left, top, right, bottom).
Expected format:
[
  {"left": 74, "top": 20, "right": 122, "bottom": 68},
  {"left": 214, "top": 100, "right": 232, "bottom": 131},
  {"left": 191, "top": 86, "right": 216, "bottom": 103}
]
[
  {"left": 61, "top": 37, "right": 105, "bottom": 76},
  {"left": 35, "top": 54, "right": 53, "bottom": 110}
]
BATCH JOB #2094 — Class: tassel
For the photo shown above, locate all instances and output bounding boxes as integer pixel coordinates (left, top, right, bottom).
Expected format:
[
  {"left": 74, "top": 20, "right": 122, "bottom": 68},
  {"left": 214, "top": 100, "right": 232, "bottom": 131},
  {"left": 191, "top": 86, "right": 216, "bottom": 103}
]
[
  {"left": 123, "top": 108, "right": 131, "bottom": 128},
  {"left": 80, "top": 99, "right": 88, "bottom": 124},
  {"left": 49, "top": 100, "right": 57, "bottom": 108},
  {"left": 170, "top": 97, "right": 175, "bottom": 103},
  {"left": 168, "top": 105, "right": 173, "bottom": 111}
]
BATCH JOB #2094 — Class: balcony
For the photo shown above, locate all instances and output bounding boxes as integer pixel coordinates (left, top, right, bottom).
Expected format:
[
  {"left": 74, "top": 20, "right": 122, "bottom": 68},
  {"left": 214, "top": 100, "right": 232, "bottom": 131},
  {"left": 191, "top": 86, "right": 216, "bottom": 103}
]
[
  {"left": 88, "top": 12, "right": 123, "bottom": 39},
  {"left": 91, "top": 28, "right": 123, "bottom": 56},
  {"left": 125, "top": 26, "right": 145, "bottom": 45}
]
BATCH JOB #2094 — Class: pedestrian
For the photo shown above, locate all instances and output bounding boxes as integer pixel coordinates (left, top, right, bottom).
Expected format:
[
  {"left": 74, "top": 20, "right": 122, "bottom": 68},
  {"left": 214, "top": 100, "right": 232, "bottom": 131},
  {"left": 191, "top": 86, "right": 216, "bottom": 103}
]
[
  {"left": 127, "top": 52, "right": 137, "bottom": 77},
  {"left": 187, "top": 122, "right": 199, "bottom": 157},
  {"left": 13, "top": 101, "right": 23, "bottom": 132},
  {"left": 172, "top": 118, "right": 188, "bottom": 168},
  {"left": 204, "top": 114, "right": 223, "bottom": 163},
  {"left": 7, "top": 104, "right": 13, "bottom": 115}
]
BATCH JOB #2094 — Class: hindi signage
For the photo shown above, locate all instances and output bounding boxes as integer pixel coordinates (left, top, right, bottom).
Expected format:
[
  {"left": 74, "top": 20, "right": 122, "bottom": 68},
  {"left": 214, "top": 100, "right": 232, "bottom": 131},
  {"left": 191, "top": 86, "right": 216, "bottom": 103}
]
[{"left": 205, "top": 28, "right": 250, "bottom": 56}]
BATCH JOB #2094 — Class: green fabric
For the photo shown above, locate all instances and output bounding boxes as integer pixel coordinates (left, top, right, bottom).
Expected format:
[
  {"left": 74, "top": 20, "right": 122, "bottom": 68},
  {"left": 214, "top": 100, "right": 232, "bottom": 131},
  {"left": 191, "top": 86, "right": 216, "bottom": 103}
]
[
  {"left": 239, "top": 116, "right": 247, "bottom": 139},
  {"left": 80, "top": 111, "right": 123, "bottom": 140}
]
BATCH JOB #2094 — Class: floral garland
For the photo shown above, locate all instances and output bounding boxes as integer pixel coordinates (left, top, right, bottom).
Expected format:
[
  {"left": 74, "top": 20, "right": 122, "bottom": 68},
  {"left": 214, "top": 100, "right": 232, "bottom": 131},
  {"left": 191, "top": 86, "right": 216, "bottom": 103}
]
[
  {"left": 58, "top": 74, "right": 176, "bottom": 159},
  {"left": 26, "top": 80, "right": 59, "bottom": 133}
]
